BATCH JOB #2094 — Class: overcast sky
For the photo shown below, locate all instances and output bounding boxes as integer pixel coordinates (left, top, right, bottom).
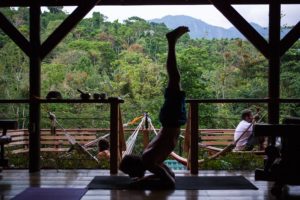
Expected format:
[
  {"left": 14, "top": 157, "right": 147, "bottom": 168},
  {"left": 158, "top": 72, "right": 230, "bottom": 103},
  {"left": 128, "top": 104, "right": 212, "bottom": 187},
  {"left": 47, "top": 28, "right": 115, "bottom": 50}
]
[{"left": 63, "top": 5, "right": 299, "bottom": 29}]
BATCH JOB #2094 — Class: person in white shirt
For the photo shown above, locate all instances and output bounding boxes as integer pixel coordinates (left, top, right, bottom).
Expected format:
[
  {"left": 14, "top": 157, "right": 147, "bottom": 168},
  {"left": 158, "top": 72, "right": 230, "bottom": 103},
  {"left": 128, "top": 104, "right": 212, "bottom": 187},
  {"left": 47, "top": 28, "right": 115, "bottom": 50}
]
[{"left": 234, "top": 109, "right": 256, "bottom": 151}]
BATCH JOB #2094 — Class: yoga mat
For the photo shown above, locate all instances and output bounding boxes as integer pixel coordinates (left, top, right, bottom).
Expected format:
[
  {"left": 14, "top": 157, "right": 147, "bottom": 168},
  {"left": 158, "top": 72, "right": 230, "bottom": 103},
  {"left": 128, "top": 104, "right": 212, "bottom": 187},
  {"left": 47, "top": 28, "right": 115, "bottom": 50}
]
[
  {"left": 87, "top": 176, "right": 258, "bottom": 190},
  {"left": 11, "top": 188, "right": 87, "bottom": 200}
]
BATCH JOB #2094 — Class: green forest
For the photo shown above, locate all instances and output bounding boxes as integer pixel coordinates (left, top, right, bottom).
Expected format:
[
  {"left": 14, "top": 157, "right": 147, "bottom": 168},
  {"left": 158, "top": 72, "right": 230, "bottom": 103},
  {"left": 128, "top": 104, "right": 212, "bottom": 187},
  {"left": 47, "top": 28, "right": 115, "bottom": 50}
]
[{"left": 0, "top": 7, "right": 299, "bottom": 130}]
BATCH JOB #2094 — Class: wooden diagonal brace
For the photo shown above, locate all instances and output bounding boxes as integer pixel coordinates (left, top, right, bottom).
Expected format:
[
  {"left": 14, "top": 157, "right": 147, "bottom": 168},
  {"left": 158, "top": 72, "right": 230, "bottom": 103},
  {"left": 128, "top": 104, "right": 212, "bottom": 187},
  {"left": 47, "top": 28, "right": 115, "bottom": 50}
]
[
  {"left": 40, "top": 0, "right": 100, "bottom": 59},
  {"left": 209, "top": 0, "right": 269, "bottom": 59},
  {"left": 0, "top": 12, "right": 30, "bottom": 56},
  {"left": 280, "top": 21, "right": 300, "bottom": 57}
]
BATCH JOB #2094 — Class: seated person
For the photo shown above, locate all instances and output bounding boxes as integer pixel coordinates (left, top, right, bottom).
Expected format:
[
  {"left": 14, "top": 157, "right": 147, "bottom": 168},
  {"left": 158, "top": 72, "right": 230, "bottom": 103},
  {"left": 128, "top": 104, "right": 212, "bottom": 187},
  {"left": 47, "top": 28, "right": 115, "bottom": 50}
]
[
  {"left": 234, "top": 109, "right": 264, "bottom": 151},
  {"left": 97, "top": 138, "right": 110, "bottom": 160},
  {"left": 119, "top": 26, "right": 189, "bottom": 188}
]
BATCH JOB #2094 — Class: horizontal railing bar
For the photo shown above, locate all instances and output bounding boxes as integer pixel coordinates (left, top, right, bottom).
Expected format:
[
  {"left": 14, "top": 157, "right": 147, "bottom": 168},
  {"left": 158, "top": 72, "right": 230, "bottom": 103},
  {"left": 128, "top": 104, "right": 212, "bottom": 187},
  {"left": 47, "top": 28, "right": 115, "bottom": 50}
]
[
  {"left": 186, "top": 99, "right": 269, "bottom": 103},
  {"left": 0, "top": 98, "right": 124, "bottom": 104},
  {"left": 0, "top": 99, "right": 30, "bottom": 103},
  {"left": 279, "top": 99, "right": 300, "bottom": 103}
]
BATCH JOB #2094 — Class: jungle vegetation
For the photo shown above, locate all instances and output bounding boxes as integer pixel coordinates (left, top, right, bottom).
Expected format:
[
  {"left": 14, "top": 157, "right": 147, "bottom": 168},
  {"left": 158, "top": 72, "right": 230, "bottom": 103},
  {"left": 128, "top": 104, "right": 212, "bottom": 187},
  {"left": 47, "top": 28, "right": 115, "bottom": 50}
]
[{"left": 1, "top": 7, "right": 299, "bottom": 169}]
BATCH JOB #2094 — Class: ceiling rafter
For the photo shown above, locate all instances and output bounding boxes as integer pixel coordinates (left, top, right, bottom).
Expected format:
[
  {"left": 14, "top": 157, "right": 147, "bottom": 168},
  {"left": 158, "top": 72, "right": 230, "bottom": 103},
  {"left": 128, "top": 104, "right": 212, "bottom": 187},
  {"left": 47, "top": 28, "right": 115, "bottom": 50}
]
[{"left": 1, "top": 0, "right": 300, "bottom": 7}]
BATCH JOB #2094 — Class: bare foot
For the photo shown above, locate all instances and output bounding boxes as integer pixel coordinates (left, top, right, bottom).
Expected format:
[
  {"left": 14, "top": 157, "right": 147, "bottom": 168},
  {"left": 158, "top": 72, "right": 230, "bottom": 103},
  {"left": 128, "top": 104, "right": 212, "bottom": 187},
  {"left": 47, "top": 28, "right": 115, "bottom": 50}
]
[{"left": 166, "top": 26, "right": 189, "bottom": 42}]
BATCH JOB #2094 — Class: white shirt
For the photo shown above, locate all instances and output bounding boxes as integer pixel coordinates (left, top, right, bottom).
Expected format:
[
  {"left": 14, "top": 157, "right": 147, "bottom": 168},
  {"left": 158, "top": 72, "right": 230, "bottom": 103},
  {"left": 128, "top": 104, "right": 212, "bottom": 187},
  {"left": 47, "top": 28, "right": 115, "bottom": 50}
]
[{"left": 234, "top": 120, "right": 253, "bottom": 150}]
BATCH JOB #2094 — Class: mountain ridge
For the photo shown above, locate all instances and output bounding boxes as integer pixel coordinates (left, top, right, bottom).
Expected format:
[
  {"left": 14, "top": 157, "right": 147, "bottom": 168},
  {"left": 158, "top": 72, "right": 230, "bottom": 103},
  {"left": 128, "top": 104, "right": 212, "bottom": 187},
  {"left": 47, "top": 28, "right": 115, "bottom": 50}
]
[{"left": 149, "top": 15, "right": 281, "bottom": 39}]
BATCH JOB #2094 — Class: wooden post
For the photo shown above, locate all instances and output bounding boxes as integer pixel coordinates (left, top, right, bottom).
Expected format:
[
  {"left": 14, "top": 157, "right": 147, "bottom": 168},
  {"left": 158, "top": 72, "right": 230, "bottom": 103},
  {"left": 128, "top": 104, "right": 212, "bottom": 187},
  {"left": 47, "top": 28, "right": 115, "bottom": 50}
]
[
  {"left": 143, "top": 129, "right": 150, "bottom": 149},
  {"left": 143, "top": 113, "right": 150, "bottom": 149},
  {"left": 118, "top": 107, "right": 126, "bottom": 160},
  {"left": 29, "top": 1, "right": 41, "bottom": 173},
  {"left": 268, "top": 0, "right": 281, "bottom": 145},
  {"left": 184, "top": 105, "right": 191, "bottom": 170},
  {"left": 184, "top": 105, "right": 191, "bottom": 153},
  {"left": 190, "top": 102, "right": 199, "bottom": 174},
  {"left": 110, "top": 99, "right": 119, "bottom": 174}
]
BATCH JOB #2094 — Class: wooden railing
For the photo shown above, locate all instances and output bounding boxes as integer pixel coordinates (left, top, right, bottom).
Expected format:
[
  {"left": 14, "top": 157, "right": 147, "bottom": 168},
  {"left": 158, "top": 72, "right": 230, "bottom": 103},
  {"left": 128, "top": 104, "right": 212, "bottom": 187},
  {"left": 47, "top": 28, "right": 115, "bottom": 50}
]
[
  {"left": 185, "top": 99, "right": 269, "bottom": 174},
  {"left": 6, "top": 128, "right": 236, "bottom": 155},
  {"left": 1, "top": 98, "right": 124, "bottom": 174}
]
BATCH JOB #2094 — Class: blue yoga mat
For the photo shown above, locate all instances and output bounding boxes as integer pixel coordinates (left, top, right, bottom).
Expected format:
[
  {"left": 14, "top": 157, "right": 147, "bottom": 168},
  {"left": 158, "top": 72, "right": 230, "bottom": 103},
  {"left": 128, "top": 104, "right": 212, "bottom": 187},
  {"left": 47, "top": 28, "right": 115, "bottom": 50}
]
[{"left": 11, "top": 188, "right": 87, "bottom": 200}]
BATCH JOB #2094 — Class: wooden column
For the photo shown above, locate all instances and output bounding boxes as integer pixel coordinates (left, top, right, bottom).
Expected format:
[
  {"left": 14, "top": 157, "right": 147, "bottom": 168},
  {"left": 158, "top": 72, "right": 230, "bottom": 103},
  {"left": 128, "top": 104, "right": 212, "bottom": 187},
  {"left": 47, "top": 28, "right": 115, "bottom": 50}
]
[
  {"left": 143, "top": 129, "right": 150, "bottom": 149},
  {"left": 118, "top": 107, "right": 126, "bottom": 157},
  {"left": 268, "top": 0, "right": 281, "bottom": 145},
  {"left": 184, "top": 106, "right": 191, "bottom": 153},
  {"left": 143, "top": 113, "right": 150, "bottom": 149},
  {"left": 29, "top": 1, "right": 41, "bottom": 173},
  {"left": 110, "top": 99, "right": 120, "bottom": 174},
  {"left": 190, "top": 102, "right": 199, "bottom": 174}
]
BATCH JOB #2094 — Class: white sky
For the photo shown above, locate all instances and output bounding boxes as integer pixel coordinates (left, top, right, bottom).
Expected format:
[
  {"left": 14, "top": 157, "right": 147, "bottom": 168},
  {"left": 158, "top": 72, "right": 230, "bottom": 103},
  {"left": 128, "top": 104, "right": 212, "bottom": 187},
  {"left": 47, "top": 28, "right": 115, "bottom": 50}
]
[{"left": 62, "top": 5, "right": 300, "bottom": 29}]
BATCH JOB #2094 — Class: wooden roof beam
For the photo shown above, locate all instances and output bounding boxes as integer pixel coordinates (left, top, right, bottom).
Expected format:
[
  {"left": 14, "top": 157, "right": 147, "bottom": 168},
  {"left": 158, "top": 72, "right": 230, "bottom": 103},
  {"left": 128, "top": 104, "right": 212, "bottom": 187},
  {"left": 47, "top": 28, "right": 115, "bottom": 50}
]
[
  {"left": 1, "top": 0, "right": 300, "bottom": 7},
  {"left": 209, "top": 0, "right": 269, "bottom": 59},
  {"left": 41, "top": 0, "right": 101, "bottom": 59},
  {"left": 280, "top": 21, "right": 300, "bottom": 57},
  {"left": 0, "top": 12, "right": 30, "bottom": 56}
]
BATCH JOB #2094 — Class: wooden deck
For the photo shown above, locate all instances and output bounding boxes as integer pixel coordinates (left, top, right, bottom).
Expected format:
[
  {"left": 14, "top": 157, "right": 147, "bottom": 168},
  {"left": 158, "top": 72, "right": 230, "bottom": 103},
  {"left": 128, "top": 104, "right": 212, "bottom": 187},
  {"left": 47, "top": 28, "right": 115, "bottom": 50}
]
[{"left": 0, "top": 170, "right": 277, "bottom": 200}]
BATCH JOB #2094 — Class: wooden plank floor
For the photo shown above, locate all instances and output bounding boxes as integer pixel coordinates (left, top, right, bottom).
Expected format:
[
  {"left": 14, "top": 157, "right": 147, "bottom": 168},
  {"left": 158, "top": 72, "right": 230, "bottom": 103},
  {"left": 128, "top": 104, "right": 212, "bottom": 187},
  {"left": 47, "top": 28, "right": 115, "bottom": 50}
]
[{"left": 0, "top": 169, "right": 277, "bottom": 200}]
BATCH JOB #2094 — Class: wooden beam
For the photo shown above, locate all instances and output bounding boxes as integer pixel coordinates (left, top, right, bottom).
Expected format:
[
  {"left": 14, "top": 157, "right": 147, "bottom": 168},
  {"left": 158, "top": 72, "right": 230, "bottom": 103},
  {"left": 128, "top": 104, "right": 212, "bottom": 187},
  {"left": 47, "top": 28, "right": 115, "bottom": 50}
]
[
  {"left": 268, "top": 0, "right": 281, "bottom": 146},
  {"left": 280, "top": 21, "right": 300, "bottom": 57},
  {"left": 29, "top": 1, "right": 41, "bottom": 173},
  {"left": 268, "top": 0, "right": 281, "bottom": 125},
  {"left": 40, "top": 0, "right": 100, "bottom": 60},
  {"left": 1, "top": 0, "right": 300, "bottom": 7},
  {"left": 190, "top": 102, "right": 199, "bottom": 174},
  {"left": 0, "top": 12, "right": 30, "bottom": 56},
  {"left": 118, "top": 107, "right": 126, "bottom": 152},
  {"left": 110, "top": 98, "right": 120, "bottom": 174},
  {"left": 209, "top": 0, "right": 269, "bottom": 58}
]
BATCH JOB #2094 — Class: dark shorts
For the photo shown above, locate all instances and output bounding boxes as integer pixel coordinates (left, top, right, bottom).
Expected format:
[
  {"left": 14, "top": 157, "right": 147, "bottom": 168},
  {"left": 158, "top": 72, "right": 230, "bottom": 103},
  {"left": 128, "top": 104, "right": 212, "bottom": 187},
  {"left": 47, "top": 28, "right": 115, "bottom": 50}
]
[{"left": 159, "top": 88, "right": 187, "bottom": 128}]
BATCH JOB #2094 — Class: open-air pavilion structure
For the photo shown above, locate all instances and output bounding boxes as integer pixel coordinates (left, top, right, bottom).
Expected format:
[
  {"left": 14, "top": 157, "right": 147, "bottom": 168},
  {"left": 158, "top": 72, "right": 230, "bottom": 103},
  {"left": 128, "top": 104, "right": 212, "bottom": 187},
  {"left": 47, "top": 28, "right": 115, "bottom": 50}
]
[{"left": 0, "top": 0, "right": 300, "bottom": 199}]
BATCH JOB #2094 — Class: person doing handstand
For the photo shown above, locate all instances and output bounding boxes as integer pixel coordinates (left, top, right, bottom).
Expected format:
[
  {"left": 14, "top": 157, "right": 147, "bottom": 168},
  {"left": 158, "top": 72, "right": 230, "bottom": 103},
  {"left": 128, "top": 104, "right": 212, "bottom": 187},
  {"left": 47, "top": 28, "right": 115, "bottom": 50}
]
[{"left": 119, "top": 26, "right": 189, "bottom": 188}]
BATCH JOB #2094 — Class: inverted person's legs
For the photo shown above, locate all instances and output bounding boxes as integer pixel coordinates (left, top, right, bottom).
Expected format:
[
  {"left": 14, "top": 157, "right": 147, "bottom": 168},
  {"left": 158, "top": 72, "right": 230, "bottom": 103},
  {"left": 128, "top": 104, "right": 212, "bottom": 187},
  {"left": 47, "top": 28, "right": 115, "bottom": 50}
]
[{"left": 166, "top": 26, "right": 189, "bottom": 91}]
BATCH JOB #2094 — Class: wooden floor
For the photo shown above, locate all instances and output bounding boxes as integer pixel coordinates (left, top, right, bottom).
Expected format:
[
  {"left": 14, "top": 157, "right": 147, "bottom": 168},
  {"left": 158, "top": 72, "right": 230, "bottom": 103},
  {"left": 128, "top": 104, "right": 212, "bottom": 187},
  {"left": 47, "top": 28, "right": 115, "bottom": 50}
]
[{"left": 0, "top": 169, "right": 277, "bottom": 200}]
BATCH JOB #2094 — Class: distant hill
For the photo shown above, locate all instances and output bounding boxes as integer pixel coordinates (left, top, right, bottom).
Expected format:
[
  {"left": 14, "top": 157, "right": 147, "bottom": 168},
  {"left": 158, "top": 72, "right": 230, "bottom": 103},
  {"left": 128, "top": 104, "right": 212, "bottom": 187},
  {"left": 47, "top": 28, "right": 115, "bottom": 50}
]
[{"left": 150, "top": 15, "right": 287, "bottom": 39}]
